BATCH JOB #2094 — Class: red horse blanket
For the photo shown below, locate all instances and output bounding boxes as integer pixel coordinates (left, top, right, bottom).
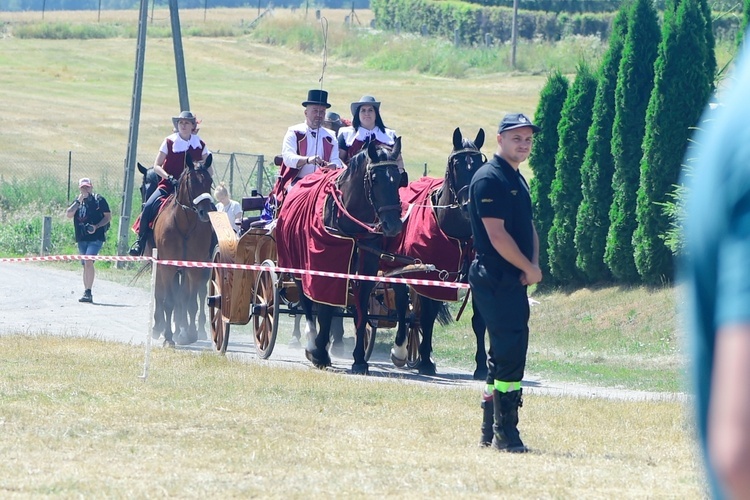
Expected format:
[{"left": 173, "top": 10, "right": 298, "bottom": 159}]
[
  {"left": 276, "top": 168, "right": 356, "bottom": 307},
  {"left": 384, "top": 177, "right": 465, "bottom": 302},
  {"left": 131, "top": 196, "right": 171, "bottom": 234}
]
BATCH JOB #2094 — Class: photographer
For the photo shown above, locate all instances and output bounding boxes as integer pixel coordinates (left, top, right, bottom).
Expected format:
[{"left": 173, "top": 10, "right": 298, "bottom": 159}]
[{"left": 66, "top": 177, "right": 111, "bottom": 303}]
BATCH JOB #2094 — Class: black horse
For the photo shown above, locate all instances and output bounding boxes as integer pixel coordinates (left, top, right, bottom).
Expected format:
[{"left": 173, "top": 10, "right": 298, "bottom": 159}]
[
  {"left": 276, "top": 138, "right": 404, "bottom": 375},
  {"left": 387, "top": 127, "right": 486, "bottom": 376}
]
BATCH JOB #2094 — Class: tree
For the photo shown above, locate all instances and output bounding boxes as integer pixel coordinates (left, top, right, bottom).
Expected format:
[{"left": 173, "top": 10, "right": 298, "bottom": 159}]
[
  {"left": 739, "top": 0, "right": 750, "bottom": 48},
  {"left": 698, "top": 0, "right": 717, "bottom": 87},
  {"left": 604, "top": 0, "right": 660, "bottom": 283},
  {"left": 547, "top": 62, "right": 597, "bottom": 284},
  {"left": 528, "top": 70, "right": 569, "bottom": 283},
  {"left": 574, "top": 3, "right": 630, "bottom": 283},
  {"left": 634, "top": 0, "right": 713, "bottom": 283}
]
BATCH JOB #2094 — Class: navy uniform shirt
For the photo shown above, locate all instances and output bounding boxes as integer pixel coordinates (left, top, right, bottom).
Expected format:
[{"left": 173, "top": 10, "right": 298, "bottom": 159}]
[{"left": 468, "top": 154, "right": 534, "bottom": 279}]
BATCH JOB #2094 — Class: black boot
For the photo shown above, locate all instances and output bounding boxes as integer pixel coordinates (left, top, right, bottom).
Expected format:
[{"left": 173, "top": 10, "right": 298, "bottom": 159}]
[
  {"left": 479, "top": 391, "right": 494, "bottom": 447},
  {"left": 492, "top": 389, "right": 528, "bottom": 453},
  {"left": 129, "top": 234, "right": 147, "bottom": 256}
]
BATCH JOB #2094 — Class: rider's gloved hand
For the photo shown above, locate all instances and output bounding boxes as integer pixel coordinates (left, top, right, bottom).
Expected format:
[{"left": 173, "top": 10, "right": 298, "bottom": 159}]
[{"left": 168, "top": 175, "right": 178, "bottom": 187}]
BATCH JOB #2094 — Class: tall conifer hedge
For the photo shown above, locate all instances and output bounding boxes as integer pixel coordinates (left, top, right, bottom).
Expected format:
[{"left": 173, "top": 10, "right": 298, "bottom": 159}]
[
  {"left": 574, "top": 4, "right": 630, "bottom": 283},
  {"left": 604, "top": 0, "right": 660, "bottom": 283},
  {"left": 528, "top": 70, "right": 569, "bottom": 282},
  {"left": 634, "top": 0, "right": 713, "bottom": 283},
  {"left": 547, "top": 63, "right": 597, "bottom": 284}
]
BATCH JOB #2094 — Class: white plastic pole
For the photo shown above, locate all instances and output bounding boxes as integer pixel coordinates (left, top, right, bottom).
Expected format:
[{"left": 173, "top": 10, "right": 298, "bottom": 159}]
[{"left": 140, "top": 248, "right": 158, "bottom": 380}]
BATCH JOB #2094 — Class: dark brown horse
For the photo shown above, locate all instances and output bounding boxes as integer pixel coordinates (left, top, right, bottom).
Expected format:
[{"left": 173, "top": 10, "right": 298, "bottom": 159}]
[
  {"left": 387, "top": 127, "right": 485, "bottom": 375},
  {"left": 149, "top": 154, "right": 215, "bottom": 346},
  {"left": 276, "top": 138, "right": 404, "bottom": 374}
]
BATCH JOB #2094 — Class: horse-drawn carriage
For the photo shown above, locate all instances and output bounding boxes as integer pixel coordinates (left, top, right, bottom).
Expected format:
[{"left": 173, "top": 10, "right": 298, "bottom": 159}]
[{"left": 205, "top": 129, "right": 487, "bottom": 376}]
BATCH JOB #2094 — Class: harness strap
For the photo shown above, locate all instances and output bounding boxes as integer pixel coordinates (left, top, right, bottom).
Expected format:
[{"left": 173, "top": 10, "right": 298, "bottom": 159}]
[
  {"left": 357, "top": 241, "right": 418, "bottom": 265},
  {"left": 324, "top": 181, "right": 382, "bottom": 234}
]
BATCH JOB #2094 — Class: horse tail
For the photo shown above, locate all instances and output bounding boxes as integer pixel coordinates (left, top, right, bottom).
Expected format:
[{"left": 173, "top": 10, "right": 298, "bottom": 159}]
[
  {"left": 129, "top": 261, "right": 153, "bottom": 285},
  {"left": 435, "top": 301, "right": 452, "bottom": 326}
]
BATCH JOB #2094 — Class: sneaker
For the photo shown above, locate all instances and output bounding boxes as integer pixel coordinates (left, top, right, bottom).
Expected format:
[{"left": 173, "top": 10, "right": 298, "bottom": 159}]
[{"left": 79, "top": 290, "right": 92, "bottom": 303}]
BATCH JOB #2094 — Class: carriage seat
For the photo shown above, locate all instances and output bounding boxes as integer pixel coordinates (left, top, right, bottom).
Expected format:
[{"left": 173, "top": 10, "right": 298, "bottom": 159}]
[{"left": 240, "top": 193, "right": 268, "bottom": 234}]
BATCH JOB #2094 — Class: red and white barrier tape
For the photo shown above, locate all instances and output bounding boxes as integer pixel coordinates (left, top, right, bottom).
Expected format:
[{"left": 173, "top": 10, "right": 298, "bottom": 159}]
[{"left": 0, "top": 254, "right": 470, "bottom": 289}]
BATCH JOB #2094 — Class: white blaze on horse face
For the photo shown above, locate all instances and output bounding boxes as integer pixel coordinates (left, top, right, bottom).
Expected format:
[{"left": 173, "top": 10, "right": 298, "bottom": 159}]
[{"left": 305, "top": 319, "right": 317, "bottom": 352}]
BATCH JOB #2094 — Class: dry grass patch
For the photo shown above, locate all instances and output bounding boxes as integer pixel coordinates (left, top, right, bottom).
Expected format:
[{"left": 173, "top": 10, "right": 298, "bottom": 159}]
[{"left": 0, "top": 335, "right": 703, "bottom": 497}]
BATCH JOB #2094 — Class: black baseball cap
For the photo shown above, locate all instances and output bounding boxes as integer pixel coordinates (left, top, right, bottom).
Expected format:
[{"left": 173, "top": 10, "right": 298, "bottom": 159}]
[{"left": 498, "top": 113, "right": 541, "bottom": 134}]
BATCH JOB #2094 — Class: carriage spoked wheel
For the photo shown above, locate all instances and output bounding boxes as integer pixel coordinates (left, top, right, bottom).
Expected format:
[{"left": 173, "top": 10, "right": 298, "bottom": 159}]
[
  {"left": 406, "top": 293, "right": 422, "bottom": 369},
  {"left": 252, "top": 259, "right": 280, "bottom": 359},
  {"left": 208, "top": 247, "right": 231, "bottom": 355}
]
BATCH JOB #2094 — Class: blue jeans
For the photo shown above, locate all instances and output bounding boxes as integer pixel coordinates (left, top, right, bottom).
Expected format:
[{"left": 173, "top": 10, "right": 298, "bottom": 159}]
[{"left": 78, "top": 240, "right": 104, "bottom": 265}]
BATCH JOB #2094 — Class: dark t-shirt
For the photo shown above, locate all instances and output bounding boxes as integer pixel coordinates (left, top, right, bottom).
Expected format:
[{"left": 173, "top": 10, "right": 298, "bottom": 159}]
[
  {"left": 73, "top": 194, "right": 110, "bottom": 242},
  {"left": 468, "top": 154, "right": 534, "bottom": 278}
]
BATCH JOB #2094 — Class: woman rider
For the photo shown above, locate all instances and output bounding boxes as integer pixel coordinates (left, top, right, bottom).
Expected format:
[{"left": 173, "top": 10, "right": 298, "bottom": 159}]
[
  {"left": 129, "top": 111, "right": 214, "bottom": 256},
  {"left": 337, "top": 95, "right": 407, "bottom": 186}
]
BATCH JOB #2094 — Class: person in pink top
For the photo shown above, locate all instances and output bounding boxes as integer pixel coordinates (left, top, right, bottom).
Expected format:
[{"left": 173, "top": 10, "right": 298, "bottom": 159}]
[{"left": 129, "top": 111, "right": 214, "bottom": 256}]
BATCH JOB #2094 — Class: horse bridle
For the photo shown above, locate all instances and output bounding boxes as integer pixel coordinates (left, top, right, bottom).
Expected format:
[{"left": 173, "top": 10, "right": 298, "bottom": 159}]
[
  {"left": 174, "top": 166, "right": 212, "bottom": 214},
  {"left": 364, "top": 159, "right": 402, "bottom": 217},
  {"left": 327, "top": 155, "right": 402, "bottom": 234},
  {"left": 444, "top": 147, "right": 486, "bottom": 209}
]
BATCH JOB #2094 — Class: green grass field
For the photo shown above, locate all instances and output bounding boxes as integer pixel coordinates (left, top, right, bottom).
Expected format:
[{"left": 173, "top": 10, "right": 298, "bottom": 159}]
[{"left": 0, "top": 336, "right": 704, "bottom": 498}]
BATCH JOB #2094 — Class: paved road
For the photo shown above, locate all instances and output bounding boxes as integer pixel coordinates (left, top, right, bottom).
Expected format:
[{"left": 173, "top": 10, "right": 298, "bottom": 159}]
[{"left": 0, "top": 261, "right": 687, "bottom": 401}]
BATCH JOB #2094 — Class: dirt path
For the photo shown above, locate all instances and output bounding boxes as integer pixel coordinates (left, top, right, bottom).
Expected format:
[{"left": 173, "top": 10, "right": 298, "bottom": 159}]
[{"left": 0, "top": 262, "right": 687, "bottom": 402}]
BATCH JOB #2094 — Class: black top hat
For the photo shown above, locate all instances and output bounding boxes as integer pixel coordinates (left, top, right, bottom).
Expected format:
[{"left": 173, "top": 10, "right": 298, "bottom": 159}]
[
  {"left": 497, "top": 113, "right": 541, "bottom": 134},
  {"left": 302, "top": 89, "right": 331, "bottom": 108},
  {"left": 350, "top": 95, "right": 381, "bottom": 117}
]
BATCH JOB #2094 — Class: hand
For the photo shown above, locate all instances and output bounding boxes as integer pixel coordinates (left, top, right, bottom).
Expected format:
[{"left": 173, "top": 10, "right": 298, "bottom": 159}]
[
  {"left": 168, "top": 175, "right": 178, "bottom": 187},
  {"left": 85, "top": 224, "right": 96, "bottom": 234},
  {"left": 520, "top": 264, "right": 542, "bottom": 286},
  {"left": 308, "top": 156, "right": 322, "bottom": 166}
]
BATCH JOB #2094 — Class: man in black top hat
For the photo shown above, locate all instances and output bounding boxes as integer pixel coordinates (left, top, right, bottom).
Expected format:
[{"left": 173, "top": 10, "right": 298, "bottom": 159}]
[
  {"left": 278, "top": 89, "right": 342, "bottom": 193},
  {"left": 468, "top": 112, "right": 542, "bottom": 454}
]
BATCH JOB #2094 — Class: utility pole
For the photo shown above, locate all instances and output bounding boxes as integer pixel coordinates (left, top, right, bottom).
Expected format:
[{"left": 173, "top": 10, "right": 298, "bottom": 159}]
[
  {"left": 511, "top": 0, "right": 518, "bottom": 70},
  {"left": 117, "top": 0, "right": 149, "bottom": 260},
  {"left": 170, "top": 0, "right": 191, "bottom": 112}
]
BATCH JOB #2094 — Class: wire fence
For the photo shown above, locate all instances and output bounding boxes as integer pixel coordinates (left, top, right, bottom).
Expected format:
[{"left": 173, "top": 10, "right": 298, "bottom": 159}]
[{"left": 3, "top": 150, "right": 276, "bottom": 202}]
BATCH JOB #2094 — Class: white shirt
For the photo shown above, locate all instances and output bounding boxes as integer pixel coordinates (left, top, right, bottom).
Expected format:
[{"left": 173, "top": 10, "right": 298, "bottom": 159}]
[
  {"left": 281, "top": 122, "right": 342, "bottom": 180},
  {"left": 217, "top": 199, "right": 242, "bottom": 233},
  {"left": 160, "top": 133, "right": 211, "bottom": 156}
]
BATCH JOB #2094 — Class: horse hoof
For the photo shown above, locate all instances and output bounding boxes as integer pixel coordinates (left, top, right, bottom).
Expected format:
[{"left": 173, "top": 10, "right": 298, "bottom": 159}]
[
  {"left": 175, "top": 332, "right": 197, "bottom": 346},
  {"left": 163, "top": 339, "right": 175, "bottom": 348},
  {"left": 418, "top": 360, "right": 436, "bottom": 376},
  {"left": 473, "top": 367, "right": 488, "bottom": 381},
  {"left": 390, "top": 349, "right": 407, "bottom": 368},
  {"left": 151, "top": 330, "right": 161, "bottom": 340},
  {"left": 288, "top": 337, "right": 302, "bottom": 348},
  {"left": 196, "top": 329, "right": 208, "bottom": 341},
  {"left": 306, "top": 348, "right": 331, "bottom": 369},
  {"left": 352, "top": 363, "right": 369, "bottom": 375}
]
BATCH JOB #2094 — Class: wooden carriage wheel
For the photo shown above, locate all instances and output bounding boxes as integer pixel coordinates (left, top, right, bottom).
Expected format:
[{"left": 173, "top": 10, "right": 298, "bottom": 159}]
[
  {"left": 406, "top": 291, "right": 422, "bottom": 369},
  {"left": 208, "top": 246, "right": 231, "bottom": 355},
  {"left": 252, "top": 259, "right": 279, "bottom": 359}
]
